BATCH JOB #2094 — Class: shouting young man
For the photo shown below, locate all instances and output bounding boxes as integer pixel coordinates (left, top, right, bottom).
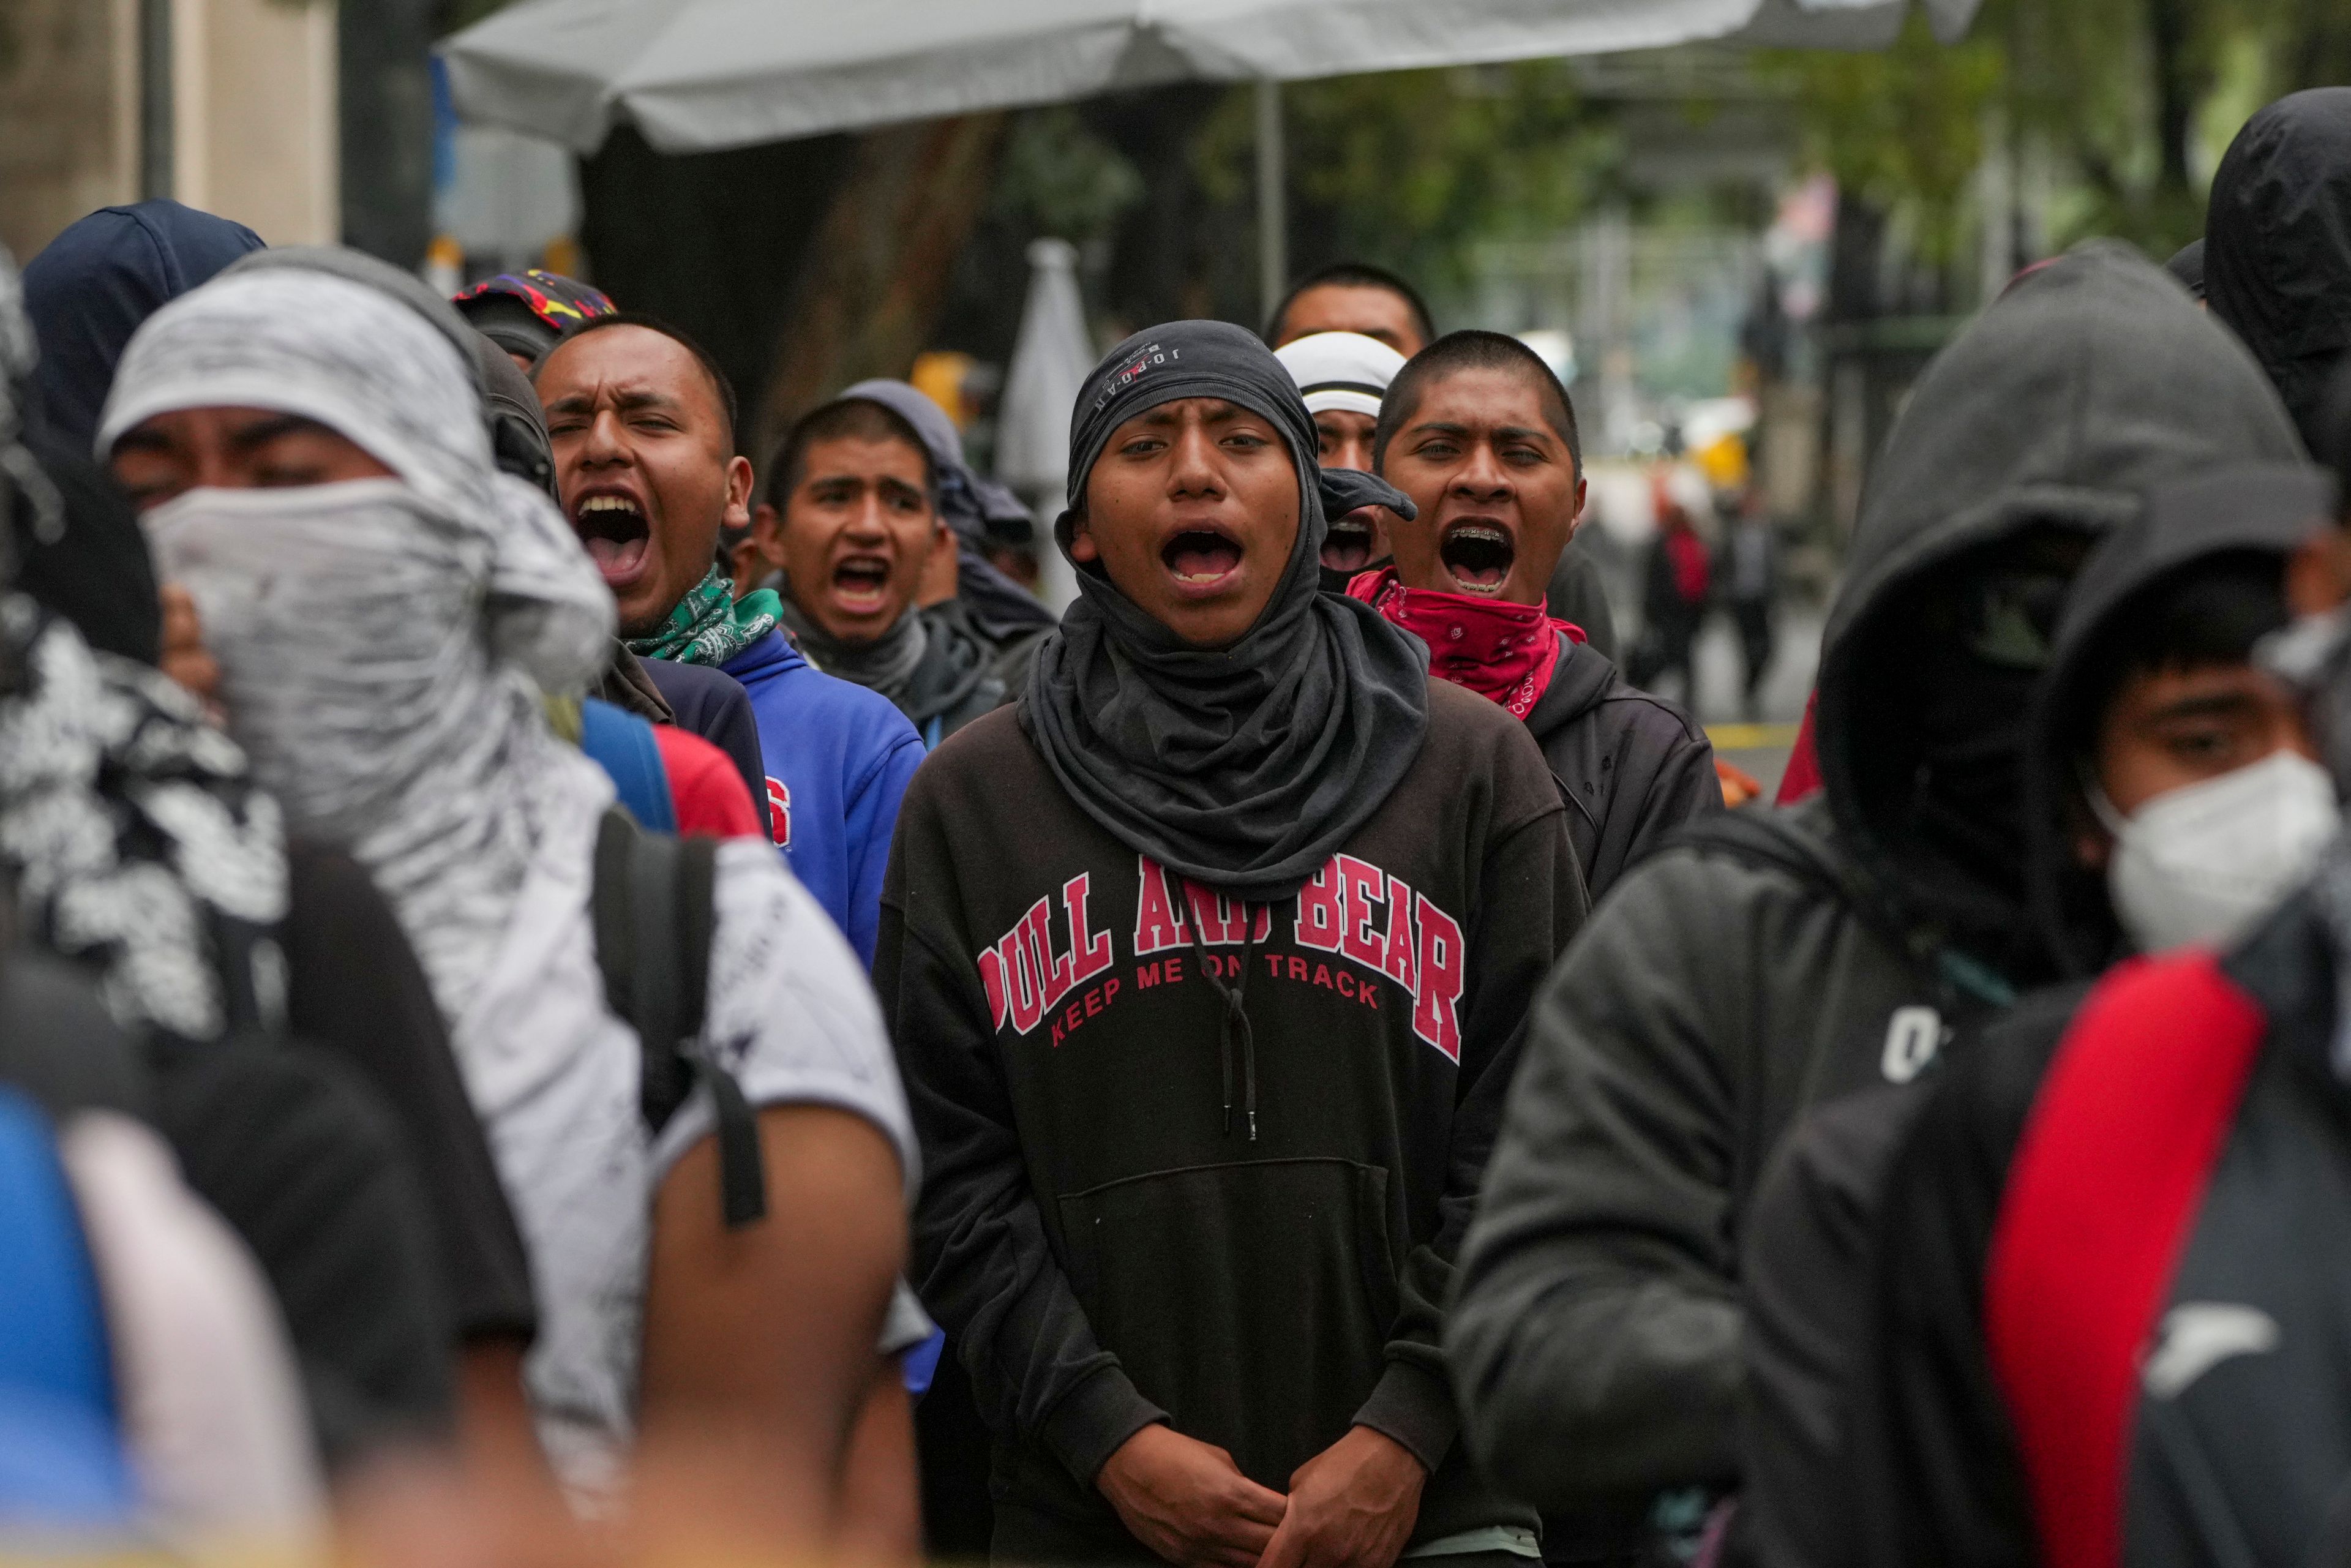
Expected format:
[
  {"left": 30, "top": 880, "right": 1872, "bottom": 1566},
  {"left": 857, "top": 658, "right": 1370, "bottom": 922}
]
[
  {"left": 1367, "top": 331, "right": 1719, "bottom": 902},
  {"left": 756, "top": 392, "right": 1045, "bottom": 746},
  {"left": 535, "top": 315, "right": 921, "bottom": 964},
  {"left": 881, "top": 321, "right": 1587, "bottom": 1568}
]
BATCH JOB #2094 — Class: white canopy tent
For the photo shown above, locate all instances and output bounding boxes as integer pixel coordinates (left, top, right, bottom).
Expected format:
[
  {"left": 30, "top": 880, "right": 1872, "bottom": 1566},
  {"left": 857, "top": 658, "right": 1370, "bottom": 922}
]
[
  {"left": 442, "top": 0, "right": 1979, "bottom": 157},
  {"left": 441, "top": 0, "right": 1978, "bottom": 552},
  {"left": 443, "top": 0, "right": 1976, "bottom": 315}
]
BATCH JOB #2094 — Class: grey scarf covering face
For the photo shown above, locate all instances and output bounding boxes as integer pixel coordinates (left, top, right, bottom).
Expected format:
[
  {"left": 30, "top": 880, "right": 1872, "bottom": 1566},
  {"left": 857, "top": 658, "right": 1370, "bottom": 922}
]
[
  {"left": 1022, "top": 320, "right": 1430, "bottom": 900},
  {"left": 101, "top": 269, "right": 615, "bottom": 1026}
]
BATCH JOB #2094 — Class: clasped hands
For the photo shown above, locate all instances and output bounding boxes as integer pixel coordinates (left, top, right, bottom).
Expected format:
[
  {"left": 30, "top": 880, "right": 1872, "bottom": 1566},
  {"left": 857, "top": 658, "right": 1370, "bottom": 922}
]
[{"left": 1097, "top": 1421, "right": 1427, "bottom": 1568}]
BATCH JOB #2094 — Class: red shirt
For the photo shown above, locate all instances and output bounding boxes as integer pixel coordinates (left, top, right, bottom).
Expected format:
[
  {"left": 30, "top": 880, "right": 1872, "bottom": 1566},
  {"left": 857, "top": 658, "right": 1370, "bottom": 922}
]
[{"left": 650, "top": 726, "right": 765, "bottom": 839}]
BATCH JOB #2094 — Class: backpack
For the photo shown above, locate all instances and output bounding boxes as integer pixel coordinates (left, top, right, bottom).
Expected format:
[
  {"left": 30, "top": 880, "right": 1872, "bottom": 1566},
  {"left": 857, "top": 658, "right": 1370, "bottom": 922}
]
[
  {"left": 577, "top": 697, "right": 677, "bottom": 834},
  {"left": 588, "top": 806, "right": 767, "bottom": 1229},
  {"left": 1982, "top": 950, "right": 2265, "bottom": 1568}
]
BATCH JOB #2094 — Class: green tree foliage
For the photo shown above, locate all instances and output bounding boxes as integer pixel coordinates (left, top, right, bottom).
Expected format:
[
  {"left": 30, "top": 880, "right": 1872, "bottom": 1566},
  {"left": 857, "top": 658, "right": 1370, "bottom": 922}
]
[
  {"left": 1772, "top": 0, "right": 2344, "bottom": 267},
  {"left": 992, "top": 106, "right": 1146, "bottom": 244},
  {"left": 1190, "top": 62, "right": 1619, "bottom": 299},
  {"left": 1764, "top": 15, "right": 2003, "bottom": 264}
]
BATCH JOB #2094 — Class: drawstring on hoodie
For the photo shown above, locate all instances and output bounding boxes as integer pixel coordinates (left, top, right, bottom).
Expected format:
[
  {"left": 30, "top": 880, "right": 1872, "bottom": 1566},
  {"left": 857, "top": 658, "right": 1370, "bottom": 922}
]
[{"left": 1183, "top": 888, "right": 1261, "bottom": 1140}]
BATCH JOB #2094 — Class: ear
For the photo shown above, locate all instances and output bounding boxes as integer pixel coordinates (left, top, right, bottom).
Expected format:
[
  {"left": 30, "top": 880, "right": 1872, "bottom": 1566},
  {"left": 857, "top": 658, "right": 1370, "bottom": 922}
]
[
  {"left": 1068, "top": 511, "right": 1100, "bottom": 565},
  {"left": 1566, "top": 473, "right": 1589, "bottom": 541},
  {"left": 918, "top": 524, "right": 961, "bottom": 608},
  {"left": 750, "top": 501, "right": 787, "bottom": 569},
  {"left": 723, "top": 454, "right": 756, "bottom": 534},
  {"left": 2287, "top": 526, "right": 2351, "bottom": 616},
  {"left": 2063, "top": 775, "right": 2113, "bottom": 871}
]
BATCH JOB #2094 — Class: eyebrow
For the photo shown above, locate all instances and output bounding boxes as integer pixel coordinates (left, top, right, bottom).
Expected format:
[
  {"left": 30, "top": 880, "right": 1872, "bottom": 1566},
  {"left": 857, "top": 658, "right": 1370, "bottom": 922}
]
[
  {"left": 543, "top": 385, "right": 682, "bottom": 417},
  {"left": 806, "top": 470, "right": 928, "bottom": 493},
  {"left": 1404, "top": 418, "right": 1559, "bottom": 449},
  {"left": 2145, "top": 689, "right": 2262, "bottom": 722},
  {"left": 225, "top": 413, "right": 332, "bottom": 452}
]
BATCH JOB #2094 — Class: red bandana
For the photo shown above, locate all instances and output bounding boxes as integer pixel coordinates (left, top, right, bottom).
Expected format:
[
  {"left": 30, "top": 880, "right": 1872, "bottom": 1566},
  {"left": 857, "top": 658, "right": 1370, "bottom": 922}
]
[{"left": 1346, "top": 566, "right": 1583, "bottom": 720}]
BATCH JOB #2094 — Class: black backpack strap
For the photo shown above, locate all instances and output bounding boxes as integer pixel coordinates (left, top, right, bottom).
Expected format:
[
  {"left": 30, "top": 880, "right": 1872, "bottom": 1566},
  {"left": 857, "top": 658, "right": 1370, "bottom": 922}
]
[{"left": 591, "top": 807, "right": 767, "bottom": 1228}]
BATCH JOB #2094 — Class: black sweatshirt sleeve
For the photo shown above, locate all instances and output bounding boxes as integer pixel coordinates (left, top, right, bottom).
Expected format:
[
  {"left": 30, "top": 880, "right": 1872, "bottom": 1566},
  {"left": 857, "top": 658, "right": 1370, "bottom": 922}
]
[
  {"left": 1446, "top": 847, "right": 1752, "bottom": 1507},
  {"left": 1360, "top": 800, "right": 1587, "bottom": 1471},
  {"left": 1847, "top": 1000, "right": 2073, "bottom": 1568},
  {"left": 1616, "top": 724, "right": 1723, "bottom": 886},
  {"left": 877, "top": 817, "right": 1167, "bottom": 1490}
]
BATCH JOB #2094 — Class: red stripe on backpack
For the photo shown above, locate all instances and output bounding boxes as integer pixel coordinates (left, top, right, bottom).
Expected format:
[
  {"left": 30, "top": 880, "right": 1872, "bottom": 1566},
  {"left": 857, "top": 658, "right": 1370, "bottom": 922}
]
[{"left": 1984, "top": 950, "right": 2264, "bottom": 1568}]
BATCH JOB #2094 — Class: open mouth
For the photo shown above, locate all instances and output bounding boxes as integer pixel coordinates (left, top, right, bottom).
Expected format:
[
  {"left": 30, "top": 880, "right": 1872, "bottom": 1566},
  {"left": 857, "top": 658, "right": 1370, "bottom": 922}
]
[
  {"left": 1322, "top": 508, "right": 1378, "bottom": 575},
  {"left": 1439, "top": 521, "right": 1515, "bottom": 596},
  {"left": 830, "top": 553, "right": 893, "bottom": 618},
  {"left": 573, "top": 492, "right": 650, "bottom": 585},
  {"left": 1163, "top": 527, "right": 1243, "bottom": 588}
]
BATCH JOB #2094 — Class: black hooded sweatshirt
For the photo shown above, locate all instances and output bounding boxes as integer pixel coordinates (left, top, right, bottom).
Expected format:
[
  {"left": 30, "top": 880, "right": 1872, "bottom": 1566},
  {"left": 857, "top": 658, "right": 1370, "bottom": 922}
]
[
  {"left": 1730, "top": 460, "right": 2328, "bottom": 1568},
  {"left": 1820, "top": 461, "right": 2345, "bottom": 1568},
  {"left": 1446, "top": 244, "right": 2309, "bottom": 1565},
  {"left": 1525, "top": 636, "right": 1720, "bottom": 902},
  {"left": 2205, "top": 88, "right": 2351, "bottom": 455},
  {"left": 880, "top": 321, "right": 1585, "bottom": 1562}
]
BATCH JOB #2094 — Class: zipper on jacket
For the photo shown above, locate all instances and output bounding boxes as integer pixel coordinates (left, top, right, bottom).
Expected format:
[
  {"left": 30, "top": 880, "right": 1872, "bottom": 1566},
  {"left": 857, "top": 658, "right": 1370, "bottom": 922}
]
[{"left": 1183, "top": 888, "right": 1262, "bottom": 1141}]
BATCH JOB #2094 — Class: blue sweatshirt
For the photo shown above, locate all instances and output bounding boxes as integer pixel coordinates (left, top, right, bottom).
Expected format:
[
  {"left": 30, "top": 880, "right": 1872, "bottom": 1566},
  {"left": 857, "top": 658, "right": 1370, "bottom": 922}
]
[{"left": 721, "top": 630, "right": 922, "bottom": 966}]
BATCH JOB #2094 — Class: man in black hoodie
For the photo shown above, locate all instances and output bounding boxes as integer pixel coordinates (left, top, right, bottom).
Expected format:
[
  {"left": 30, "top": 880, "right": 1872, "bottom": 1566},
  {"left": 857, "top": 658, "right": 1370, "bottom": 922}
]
[
  {"left": 1444, "top": 244, "right": 2309, "bottom": 1565},
  {"left": 1736, "top": 459, "right": 2336, "bottom": 1568},
  {"left": 880, "top": 320, "right": 1584, "bottom": 1568},
  {"left": 2205, "top": 88, "right": 2351, "bottom": 454},
  {"left": 1839, "top": 456, "right": 2346, "bottom": 1568},
  {"left": 1362, "top": 330, "right": 1719, "bottom": 902}
]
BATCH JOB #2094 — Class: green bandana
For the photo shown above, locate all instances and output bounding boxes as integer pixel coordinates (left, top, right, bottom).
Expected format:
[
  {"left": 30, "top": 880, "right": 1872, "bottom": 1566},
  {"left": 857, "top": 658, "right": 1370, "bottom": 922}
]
[{"left": 626, "top": 566, "right": 782, "bottom": 668}]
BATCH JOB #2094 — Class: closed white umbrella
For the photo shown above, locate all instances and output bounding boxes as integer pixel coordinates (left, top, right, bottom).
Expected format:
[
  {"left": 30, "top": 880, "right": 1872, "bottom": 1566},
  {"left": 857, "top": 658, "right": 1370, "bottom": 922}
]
[
  {"left": 996, "top": 238, "right": 1096, "bottom": 613},
  {"left": 441, "top": 0, "right": 1980, "bottom": 155}
]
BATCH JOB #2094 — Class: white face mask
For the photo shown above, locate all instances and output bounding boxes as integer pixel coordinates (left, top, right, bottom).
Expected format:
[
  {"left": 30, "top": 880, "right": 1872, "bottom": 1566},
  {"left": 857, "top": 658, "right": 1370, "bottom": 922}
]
[{"left": 2091, "top": 749, "right": 2342, "bottom": 953}]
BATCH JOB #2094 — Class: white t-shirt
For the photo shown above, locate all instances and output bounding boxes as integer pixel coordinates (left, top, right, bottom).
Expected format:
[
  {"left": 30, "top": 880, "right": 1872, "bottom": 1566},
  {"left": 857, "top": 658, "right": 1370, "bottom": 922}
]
[{"left": 451, "top": 786, "right": 916, "bottom": 1501}]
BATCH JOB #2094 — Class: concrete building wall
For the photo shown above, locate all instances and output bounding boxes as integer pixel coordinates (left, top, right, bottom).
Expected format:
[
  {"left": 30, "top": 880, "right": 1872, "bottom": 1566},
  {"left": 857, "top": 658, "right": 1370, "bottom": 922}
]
[
  {"left": 0, "top": 0, "right": 138, "bottom": 264},
  {"left": 172, "top": 0, "right": 339, "bottom": 246},
  {"left": 0, "top": 0, "right": 337, "bottom": 265}
]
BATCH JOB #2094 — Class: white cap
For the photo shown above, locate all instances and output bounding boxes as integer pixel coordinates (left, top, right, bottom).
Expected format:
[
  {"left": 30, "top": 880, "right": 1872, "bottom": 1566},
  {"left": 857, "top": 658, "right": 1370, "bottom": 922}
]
[{"left": 1273, "top": 331, "right": 1409, "bottom": 420}]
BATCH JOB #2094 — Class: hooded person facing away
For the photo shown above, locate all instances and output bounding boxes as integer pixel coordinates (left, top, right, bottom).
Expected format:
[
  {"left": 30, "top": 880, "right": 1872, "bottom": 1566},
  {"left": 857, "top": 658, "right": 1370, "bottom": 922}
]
[
  {"left": 757, "top": 390, "right": 1043, "bottom": 746},
  {"left": 1734, "top": 459, "right": 2334, "bottom": 1568},
  {"left": 101, "top": 265, "right": 917, "bottom": 1543},
  {"left": 880, "top": 320, "right": 1586, "bottom": 1568},
  {"left": 1445, "top": 243, "right": 2311, "bottom": 1566},
  {"left": 21, "top": 201, "right": 263, "bottom": 454},
  {"left": 1363, "top": 329, "right": 1719, "bottom": 904},
  {"left": 15, "top": 202, "right": 262, "bottom": 662},
  {"left": 2205, "top": 88, "right": 2351, "bottom": 455}
]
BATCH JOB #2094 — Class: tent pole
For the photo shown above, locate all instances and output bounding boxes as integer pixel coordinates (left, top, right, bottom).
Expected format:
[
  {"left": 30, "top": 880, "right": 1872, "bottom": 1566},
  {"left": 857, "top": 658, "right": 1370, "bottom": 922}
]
[{"left": 1256, "top": 77, "right": 1286, "bottom": 324}]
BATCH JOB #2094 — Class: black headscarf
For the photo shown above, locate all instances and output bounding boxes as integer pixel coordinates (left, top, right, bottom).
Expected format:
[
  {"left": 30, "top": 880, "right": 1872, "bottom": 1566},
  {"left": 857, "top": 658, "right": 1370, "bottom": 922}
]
[
  {"left": 2205, "top": 88, "right": 2351, "bottom": 452},
  {"left": 1022, "top": 321, "right": 1430, "bottom": 899},
  {"left": 20, "top": 201, "right": 263, "bottom": 452}
]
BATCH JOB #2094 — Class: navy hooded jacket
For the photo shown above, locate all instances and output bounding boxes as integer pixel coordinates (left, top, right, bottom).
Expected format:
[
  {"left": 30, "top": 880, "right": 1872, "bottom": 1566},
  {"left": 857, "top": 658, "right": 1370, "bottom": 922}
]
[{"left": 23, "top": 201, "right": 263, "bottom": 452}]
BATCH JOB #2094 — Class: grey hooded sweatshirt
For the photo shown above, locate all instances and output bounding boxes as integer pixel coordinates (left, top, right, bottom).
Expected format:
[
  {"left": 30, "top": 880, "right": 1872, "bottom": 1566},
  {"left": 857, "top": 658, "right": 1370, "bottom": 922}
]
[{"left": 1445, "top": 244, "right": 2308, "bottom": 1562}]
